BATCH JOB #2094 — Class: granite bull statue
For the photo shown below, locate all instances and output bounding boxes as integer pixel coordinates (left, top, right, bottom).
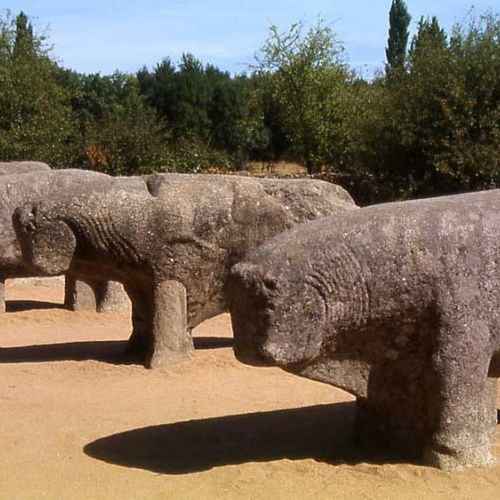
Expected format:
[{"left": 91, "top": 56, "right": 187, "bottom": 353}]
[
  {"left": 14, "top": 174, "right": 356, "bottom": 368},
  {"left": 229, "top": 189, "right": 500, "bottom": 470},
  {"left": 1, "top": 169, "right": 146, "bottom": 313},
  {"left": 0, "top": 161, "right": 51, "bottom": 176}
]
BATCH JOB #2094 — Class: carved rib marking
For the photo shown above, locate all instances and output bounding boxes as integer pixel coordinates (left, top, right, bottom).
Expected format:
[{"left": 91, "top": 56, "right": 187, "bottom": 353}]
[
  {"left": 61, "top": 200, "right": 142, "bottom": 265},
  {"left": 104, "top": 210, "right": 141, "bottom": 263},
  {"left": 80, "top": 212, "right": 110, "bottom": 256},
  {"left": 305, "top": 271, "right": 332, "bottom": 320},
  {"left": 305, "top": 243, "right": 369, "bottom": 331},
  {"left": 66, "top": 211, "right": 98, "bottom": 251}
]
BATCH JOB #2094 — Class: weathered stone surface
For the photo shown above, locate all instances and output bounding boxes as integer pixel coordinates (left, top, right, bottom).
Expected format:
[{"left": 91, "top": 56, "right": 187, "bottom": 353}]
[
  {"left": 0, "top": 169, "right": 144, "bottom": 312},
  {"left": 229, "top": 189, "right": 500, "bottom": 470},
  {"left": 0, "top": 275, "right": 5, "bottom": 314},
  {"left": 64, "top": 277, "right": 130, "bottom": 312},
  {"left": 0, "top": 161, "right": 51, "bottom": 176},
  {"left": 15, "top": 174, "right": 356, "bottom": 368},
  {"left": 95, "top": 281, "right": 130, "bottom": 313},
  {"left": 64, "top": 276, "right": 97, "bottom": 311},
  {"left": 144, "top": 173, "right": 354, "bottom": 223}
]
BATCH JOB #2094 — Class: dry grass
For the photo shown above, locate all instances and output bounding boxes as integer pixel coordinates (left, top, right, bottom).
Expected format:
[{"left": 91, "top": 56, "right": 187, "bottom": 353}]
[{"left": 245, "top": 161, "right": 308, "bottom": 176}]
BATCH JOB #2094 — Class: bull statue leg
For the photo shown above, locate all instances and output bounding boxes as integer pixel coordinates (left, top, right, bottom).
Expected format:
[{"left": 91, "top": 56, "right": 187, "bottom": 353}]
[
  {"left": 354, "top": 360, "right": 431, "bottom": 458},
  {"left": 64, "top": 275, "right": 96, "bottom": 311},
  {"left": 124, "top": 280, "right": 193, "bottom": 368},
  {"left": 94, "top": 281, "right": 130, "bottom": 313},
  {"left": 149, "top": 280, "right": 193, "bottom": 369},
  {"left": 0, "top": 274, "right": 5, "bottom": 313},
  {"left": 65, "top": 275, "right": 129, "bottom": 313},
  {"left": 423, "top": 314, "right": 497, "bottom": 470},
  {"left": 124, "top": 284, "right": 153, "bottom": 360}
]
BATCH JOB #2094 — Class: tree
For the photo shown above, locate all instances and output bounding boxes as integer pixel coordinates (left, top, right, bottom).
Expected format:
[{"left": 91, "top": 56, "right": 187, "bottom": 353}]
[
  {"left": 256, "top": 20, "right": 352, "bottom": 173},
  {"left": 81, "top": 89, "right": 170, "bottom": 176},
  {"left": 361, "top": 12, "right": 500, "bottom": 202},
  {"left": 137, "top": 55, "right": 267, "bottom": 168},
  {"left": 172, "top": 53, "right": 213, "bottom": 140},
  {"left": 208, "top": 74, "right": 269, "bottom": 165},
  {"left": 137, "top": 58, "right": 177, "bottom": 123},
  {"left": 0, "top": 11, "right": 76, "bottom": 166},
  {"left": 13, "top": 11, "right": 34, "bottom": 59},
  {"left": 409, "top": 16, "right": 447, "bottom": 62},
  {"left": 385, "top": 0, "right": 412, "bottom": 76},
  {"left": 56, "top": 70, "right": 171, "bottom": 174}
]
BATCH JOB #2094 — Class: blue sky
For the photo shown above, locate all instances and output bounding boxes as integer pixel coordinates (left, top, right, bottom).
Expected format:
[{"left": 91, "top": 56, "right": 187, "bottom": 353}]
[{"left": 3, "top": 1, "right": 498, "bottom": 77}]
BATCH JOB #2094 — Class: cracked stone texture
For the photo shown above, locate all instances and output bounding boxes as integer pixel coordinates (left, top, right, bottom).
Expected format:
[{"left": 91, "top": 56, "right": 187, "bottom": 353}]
[
  {"left": 229, "top": 188, "right": 500, "bottom": 470},
  {"left": 14, "top": 173, "right": 356, "bottom": 368}
]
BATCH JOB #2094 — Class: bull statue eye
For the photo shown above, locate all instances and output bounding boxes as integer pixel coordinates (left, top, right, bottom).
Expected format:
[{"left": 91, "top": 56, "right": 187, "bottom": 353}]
[
  {"left": 25, "top": 220, "right": 36, "bottom": 233},
  {"left": 262, "top": 273, "right": 278, "bottom": 291},
  {"left": 21, "top": 210, "right": 36, "bottom": 233}
]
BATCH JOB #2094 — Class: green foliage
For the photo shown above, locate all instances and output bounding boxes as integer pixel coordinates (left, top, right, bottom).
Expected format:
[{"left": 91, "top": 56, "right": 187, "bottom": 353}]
[
  {"left": 0, "top": 11, "right": 76, "bottom": 166},
  {"left": 386, "top": 0, "right": 411, "bottom": 76},
  {"left": 354, "top": 13, "right": 500, "bottom": 203},
  {"left": 137, "top": 59, "right": 177, "bottom": 124},
  {"left": 1, "top": 7, "right": 499, "bottom": 203},
  {"left": 137, "top": 55, "right": 268, "bottom": 166},
  {"left": 409, "top": 16, "right": 447, "bottom": 61},
  {"left": 256, "top": 20, "right": 352, "bottom": 173},
  {"left": 13, "top": 11, "right": 34, "bottom": 59},
  {"left": 79, "top": 77, "right": 171, "bottom": 176},
  {"left": 171, "top": 54, "right": 212, "bottom": 140},
  {"left": 154, "top": 138, "right": 234, "bottom": 174},
  {"left": 430, "top": 14, "right": 500, "bottom": 191},
  {"left": 52, "top": 70, "right": 172, "bottom": 175}
]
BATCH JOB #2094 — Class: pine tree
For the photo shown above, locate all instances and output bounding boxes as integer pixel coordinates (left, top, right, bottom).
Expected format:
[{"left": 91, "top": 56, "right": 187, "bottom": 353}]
[
  {"left": 385, "top": 0, "right": 411, "bottom": 76},
  {"left": 409, "top": 16, "right": 447, "bottom": 63},
  {"left": 13, "top": 11, "right": 34, "bottom": 59}
]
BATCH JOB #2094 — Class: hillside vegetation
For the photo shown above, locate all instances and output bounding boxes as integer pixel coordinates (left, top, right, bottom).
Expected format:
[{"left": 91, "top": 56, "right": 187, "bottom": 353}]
[{"left": 0, "top": 4, "right": 499, "bottom": 204}]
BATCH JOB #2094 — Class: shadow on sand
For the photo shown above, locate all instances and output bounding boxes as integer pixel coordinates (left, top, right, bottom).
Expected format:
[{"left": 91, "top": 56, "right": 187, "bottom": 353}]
[
  {"left": 83, "top": 402, "right": 409, "bottom": 474},
  {"left": 0, "top": 337, "right": 233, "bottom": 365},
  {"left": 6, "top": 300, "right": 65, "bottom": 313}
]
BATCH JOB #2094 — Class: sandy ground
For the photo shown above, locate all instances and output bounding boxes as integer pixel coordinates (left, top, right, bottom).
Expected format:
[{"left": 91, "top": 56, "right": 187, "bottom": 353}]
[{"left": 0, "top": 279, "right": 499, "bottom": 500}]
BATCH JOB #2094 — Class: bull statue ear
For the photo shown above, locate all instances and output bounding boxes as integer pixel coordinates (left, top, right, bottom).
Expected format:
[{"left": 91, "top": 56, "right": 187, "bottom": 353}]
[
  {"left": 28, "top": 221, "right": 77, "bottom": 276},
  {"left": 13, "top": 205, "right": 36, "bottom": 235},
  {"left": 231, "top": 262, "right": 261, "bottom": 284}
]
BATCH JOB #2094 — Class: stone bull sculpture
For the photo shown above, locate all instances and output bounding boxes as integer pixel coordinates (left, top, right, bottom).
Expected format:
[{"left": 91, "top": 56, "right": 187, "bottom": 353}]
[
  {"left": 0, "top": 161, "right": 51, "bottom": 176},
  {"left": 229, "top": 189, "right": 500, "bottom": 470},
  {"left": 14, "top": 174, "right": 356, "bottom": 368},
  {"left": 1, "top": 169, "right": 146, "bottom": 313}
]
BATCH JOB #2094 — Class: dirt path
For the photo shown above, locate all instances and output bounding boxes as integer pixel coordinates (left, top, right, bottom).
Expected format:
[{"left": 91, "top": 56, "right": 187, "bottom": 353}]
[{"left": 0, "top": 279, "right": 499, "bottom": 499}]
